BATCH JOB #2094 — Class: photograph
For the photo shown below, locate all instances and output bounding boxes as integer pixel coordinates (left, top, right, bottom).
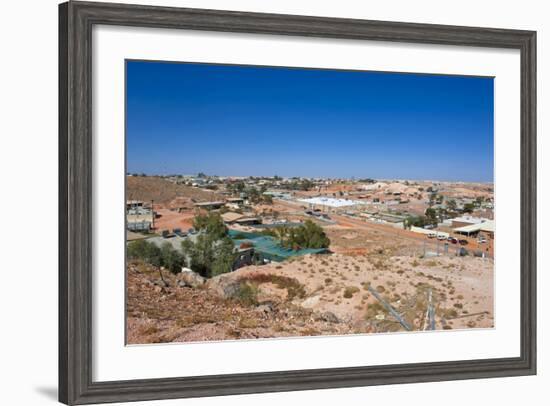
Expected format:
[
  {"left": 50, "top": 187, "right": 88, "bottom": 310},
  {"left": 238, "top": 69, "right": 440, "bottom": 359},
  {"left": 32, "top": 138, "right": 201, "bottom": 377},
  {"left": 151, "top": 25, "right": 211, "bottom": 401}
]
[{"left": 125, "top": 60, "right": 495, "bottom": 344}]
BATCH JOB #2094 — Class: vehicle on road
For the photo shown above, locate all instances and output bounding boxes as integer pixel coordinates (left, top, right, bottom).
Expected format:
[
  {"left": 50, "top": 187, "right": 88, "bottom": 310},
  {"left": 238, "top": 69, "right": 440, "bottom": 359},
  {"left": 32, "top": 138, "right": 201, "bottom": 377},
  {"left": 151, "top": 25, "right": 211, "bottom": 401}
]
[
  {"left": 161, "top": 230, "right": 173, "bottom": 238},
  {"left": 173, "top": 228, "right": 187, "bottom": 237}
]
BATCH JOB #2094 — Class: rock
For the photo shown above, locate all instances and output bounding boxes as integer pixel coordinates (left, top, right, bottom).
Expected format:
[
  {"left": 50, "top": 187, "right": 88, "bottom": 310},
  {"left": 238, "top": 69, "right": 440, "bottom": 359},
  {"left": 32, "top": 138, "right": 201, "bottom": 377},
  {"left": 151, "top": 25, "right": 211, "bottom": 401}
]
[
  {"left": 176, "top": 268, "right": 205, "bottom": 288},
  {"left": 301, "top": 295, "right": 320, "bottom": 308},
  {"left": 257, "top": 301, "right": 275, "bottom": 314},
  {"left": 320, "top": 311, "right": 340, "bottom": 324},
  {"left": 205, "top": 275, "right": 242, "bottom": 299}
]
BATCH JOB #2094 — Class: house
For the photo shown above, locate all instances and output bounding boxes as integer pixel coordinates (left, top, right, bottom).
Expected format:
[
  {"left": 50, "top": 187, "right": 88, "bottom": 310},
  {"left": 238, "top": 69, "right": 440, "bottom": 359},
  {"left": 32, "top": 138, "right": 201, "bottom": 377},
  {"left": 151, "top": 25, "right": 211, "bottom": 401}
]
[
  {"left": 453, "top": 219, "right": 495, "bottom": 239},
  {"left": 126, "top": 200, "right": 154, "bottom": 231},
  {"left": 193, "top": 201, "right": 225, "bottom": 210},
  {"left": 235, "top": 217, "right": 262, "bottom": 226},
  {"left": 221, "top": 212, "right": 245, "bottom": 224}
]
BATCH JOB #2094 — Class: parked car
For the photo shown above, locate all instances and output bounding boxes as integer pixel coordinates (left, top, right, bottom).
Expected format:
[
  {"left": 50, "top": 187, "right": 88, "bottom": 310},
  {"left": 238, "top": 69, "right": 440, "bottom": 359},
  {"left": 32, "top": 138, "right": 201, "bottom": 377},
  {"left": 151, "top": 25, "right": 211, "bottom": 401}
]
[
  {"left": 427, "top": 232, "right": 436, "bottom": 239},
  {"left": 448, "top": 237, "right": 459, "bottom": 244},
  {"left": 459, "top": 239, "right": 469, "bottom": 245},
  {"left": 161, "top": 230, "right": 172, "bottom": 238},
  {"left": 437, "top": 234, "right": 447, "bottom": 241},
  {"left": 173, "top": 228, "right": 187, "bottom": 237},
  {"left": 478, "top": 237, "right": 488, "bottom": 244}
]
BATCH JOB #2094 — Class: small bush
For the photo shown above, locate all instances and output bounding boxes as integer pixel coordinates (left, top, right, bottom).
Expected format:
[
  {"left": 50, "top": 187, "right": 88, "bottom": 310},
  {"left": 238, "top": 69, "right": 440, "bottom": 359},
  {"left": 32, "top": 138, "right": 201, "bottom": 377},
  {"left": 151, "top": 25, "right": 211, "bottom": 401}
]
[
  {"left": 235, "top": 282, "right": 259, "bottom": 306},
  {"left": 343, "top": 286, "right": 360, "bottom": 298}
]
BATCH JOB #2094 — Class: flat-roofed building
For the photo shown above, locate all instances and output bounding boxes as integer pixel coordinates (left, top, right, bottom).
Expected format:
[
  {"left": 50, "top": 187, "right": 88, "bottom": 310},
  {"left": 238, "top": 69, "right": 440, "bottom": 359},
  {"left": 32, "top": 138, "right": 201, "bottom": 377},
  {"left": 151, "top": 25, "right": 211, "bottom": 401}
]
[
  {"left": 194, "top": 201, "right": 225, "bottom": 210},
  {"left": 127, "top": 200, "right": 154, "bottom": 232},
  {"left": 453, "top": 219, "right": 494, "bottom": 239}
]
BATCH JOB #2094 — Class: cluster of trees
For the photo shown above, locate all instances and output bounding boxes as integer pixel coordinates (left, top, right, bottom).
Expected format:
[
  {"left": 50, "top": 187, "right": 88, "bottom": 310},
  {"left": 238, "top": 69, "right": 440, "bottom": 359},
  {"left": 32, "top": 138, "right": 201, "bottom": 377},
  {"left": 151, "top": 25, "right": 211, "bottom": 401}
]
[
  {"left": 404, "top": 215, "right": 430, "bottom": 229},
  {"left": 286, "top": 178, "right": 314, "bottom": 191},
  {"left": 127, "top": 213, "right": 237, "bottom": 278},
  {"left": 226, "top": 182, "right": 273, "bottom": 205},
  {"left": 246, "top": 185, "right": 273, "bottom": 204},
  {"left": 127, "top": 239, "right": 184, "bottom": 274},
  {"left": 181, "top": 212, "right": 236, "bottom": 278},
  {"left": 262, "top": 220, "right": 330, "bottom": 250}
]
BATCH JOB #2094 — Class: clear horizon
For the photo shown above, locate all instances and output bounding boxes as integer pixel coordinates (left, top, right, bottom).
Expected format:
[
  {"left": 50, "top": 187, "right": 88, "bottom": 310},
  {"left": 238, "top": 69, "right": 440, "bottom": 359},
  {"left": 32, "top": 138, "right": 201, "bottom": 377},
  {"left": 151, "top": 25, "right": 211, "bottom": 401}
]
[{"left": 127, "top": 61, "right": 494, "bottom": 182}]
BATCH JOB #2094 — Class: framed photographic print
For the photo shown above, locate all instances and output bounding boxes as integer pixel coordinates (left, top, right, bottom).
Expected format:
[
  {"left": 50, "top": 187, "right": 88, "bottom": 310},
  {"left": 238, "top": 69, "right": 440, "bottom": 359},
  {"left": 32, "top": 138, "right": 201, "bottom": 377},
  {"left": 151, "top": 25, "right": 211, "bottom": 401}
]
[{"left": 59, "top": 1, "right": 536, "bottom": 404}]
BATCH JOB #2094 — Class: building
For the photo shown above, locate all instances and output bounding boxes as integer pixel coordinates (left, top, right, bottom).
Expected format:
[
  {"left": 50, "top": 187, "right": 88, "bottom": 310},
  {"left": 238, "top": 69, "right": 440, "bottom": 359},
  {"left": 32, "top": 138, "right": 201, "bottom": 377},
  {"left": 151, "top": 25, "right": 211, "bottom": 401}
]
[
  {"left": 410, "top": 226, "right": 449, "bottom": 239},
  {"left": 221, "top": 212, "right": 245, "bottom": 224},
  {"left": 263, "top": 191, "right": 293, "bottom": 200},
  {"left": 126, "top": 200, "right": 154, "bottom": 232},
  {"left": 453, "top": 219, "right": 495, "bottom": 239},
  {"left": 193, "top": 201, "right": 225, "bottom": 210},
  {"left": 450, "top": 215, "right": 487, "bottom": 228}
]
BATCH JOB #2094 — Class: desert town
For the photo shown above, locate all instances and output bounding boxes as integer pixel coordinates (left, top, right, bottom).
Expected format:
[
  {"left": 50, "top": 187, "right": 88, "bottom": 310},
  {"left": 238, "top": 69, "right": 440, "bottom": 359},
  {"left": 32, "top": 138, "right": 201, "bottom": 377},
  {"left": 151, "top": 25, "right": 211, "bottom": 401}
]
[{"left": 126, "top": 174, "right": 494, "bottom": 343}]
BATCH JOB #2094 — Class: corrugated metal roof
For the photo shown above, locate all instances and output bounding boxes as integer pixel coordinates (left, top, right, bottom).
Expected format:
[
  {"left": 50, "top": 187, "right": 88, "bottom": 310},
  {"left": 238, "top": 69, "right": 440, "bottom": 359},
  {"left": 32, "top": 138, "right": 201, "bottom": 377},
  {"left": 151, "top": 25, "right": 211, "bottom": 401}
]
[{"left": 454, "top": 219, "right": 495, "bottom": 233}]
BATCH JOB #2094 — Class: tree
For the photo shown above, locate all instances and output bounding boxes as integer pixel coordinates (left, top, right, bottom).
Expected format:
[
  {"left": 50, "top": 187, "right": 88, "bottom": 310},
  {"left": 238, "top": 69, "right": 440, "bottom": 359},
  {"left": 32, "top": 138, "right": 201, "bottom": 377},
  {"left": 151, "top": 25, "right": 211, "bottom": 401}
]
[
  {"left": 182, "top": 214, "right": 235, "bottom": 277},
  {"left": 429, "top": 192, "right": 437, "bottom": 207},
  {"left": 160, "top": 242, "right": 184, "bottom": 274},
  {"left": 425, "top": 208, "right": 438, "bottom": 226},
  {"left": 127, "top": 239, "right": 176, "bottom": 271},
  {"left": 193, "top": 212, "right": 227, "bottom": 239},
  {"left": 275, "top": 220, "right": 330, "bottom": 250},
  {"left": 181, "top": 233, "right": 236, "bottom": 278},
  {"left": 463, "top": 203, "right": 475, "bottom": 213},
  {"left": 446, "top": 199, "right": 457, "bottom": 211},
  {"left": 404, "top": 215, "right": 427, "bottom": 229},
  {"left": 211, "top": 237, "right": 236, "bottom": 277}
]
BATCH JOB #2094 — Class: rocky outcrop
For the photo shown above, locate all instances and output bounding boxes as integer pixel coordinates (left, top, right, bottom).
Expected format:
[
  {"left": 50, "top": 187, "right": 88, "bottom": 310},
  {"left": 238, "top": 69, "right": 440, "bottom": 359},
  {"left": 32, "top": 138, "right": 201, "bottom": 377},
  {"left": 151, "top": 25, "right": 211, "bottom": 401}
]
[{"left": 205, "top": 274, "right": 242, "bottom": 299}]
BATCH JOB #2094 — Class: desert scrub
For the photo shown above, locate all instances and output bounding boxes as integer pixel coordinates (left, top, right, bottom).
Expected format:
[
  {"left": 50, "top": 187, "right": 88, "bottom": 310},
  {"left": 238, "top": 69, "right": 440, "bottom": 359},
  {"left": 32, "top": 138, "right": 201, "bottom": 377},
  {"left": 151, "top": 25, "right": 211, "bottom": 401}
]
[
  {"left": 365, "top": 302, "right": 386, "bottom": 319},
  {"left": 240, "top": 274, "right": 306, "bottom": 300},
  {"left": 376, "top": 285, "right": 386, "bottom": 293},
  {"left": 343, "top": 286, "right": 360, "bottom": 298},
  {"left": 324, "top": 277, "right": 333, "bottom": 285},
  {"left": 301, "top": 327, "right": 320, "bottom": 336},
  {"left": 238, "top": 317, "right": 259, "bottom": 329},
  {"left": 139, "top": 325, "right": 159, "bottom": 335},
  {"left": 234, "top": 282, "right": 259, "bottom": 306},
  {"left": 411, "top": 260, "right": 419, "bottom": 267}
]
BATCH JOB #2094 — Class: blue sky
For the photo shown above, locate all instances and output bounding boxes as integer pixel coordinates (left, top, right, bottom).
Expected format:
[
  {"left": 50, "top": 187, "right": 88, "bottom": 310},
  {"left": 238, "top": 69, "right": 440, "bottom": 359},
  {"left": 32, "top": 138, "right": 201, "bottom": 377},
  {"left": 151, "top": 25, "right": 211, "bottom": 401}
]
[{"left": 126, "top": 60, "right": 494, "bottom": 182}]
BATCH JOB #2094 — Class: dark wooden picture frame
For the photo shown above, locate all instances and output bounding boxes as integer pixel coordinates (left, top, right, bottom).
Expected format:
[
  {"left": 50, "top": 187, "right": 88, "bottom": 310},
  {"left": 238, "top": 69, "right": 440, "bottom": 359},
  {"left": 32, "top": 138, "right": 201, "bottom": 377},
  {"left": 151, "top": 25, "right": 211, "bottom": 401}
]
[{"left": 59, "top": 1, "right": 536, "bottom": 404}]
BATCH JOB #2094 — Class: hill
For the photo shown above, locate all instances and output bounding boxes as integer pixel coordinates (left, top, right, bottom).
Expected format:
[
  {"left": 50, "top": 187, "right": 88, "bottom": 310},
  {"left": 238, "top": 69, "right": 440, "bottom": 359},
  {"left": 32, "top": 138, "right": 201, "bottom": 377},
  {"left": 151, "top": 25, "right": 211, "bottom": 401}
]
[{"left": 126, "top": 176, "right": 222, "bottom": 205}]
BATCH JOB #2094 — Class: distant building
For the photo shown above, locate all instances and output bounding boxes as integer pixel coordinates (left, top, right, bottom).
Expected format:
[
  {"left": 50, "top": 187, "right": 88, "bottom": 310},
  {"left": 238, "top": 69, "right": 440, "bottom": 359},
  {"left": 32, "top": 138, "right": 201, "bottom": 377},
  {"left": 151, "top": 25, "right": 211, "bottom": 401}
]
[
  {"left": 221, "top": 212, "right": 245, "bottom": 224},
  {"left": 453, "top": 219, "right": 494, "bottom": 239},
  {"left": 263, "top": 191, "right": 292, "bottom": 200},
  {"left": 126, "top": 200, "right": 154, "bottom": 232},
  {"left": 194, "top": 201, "right": 225, "bottom": 210}
]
